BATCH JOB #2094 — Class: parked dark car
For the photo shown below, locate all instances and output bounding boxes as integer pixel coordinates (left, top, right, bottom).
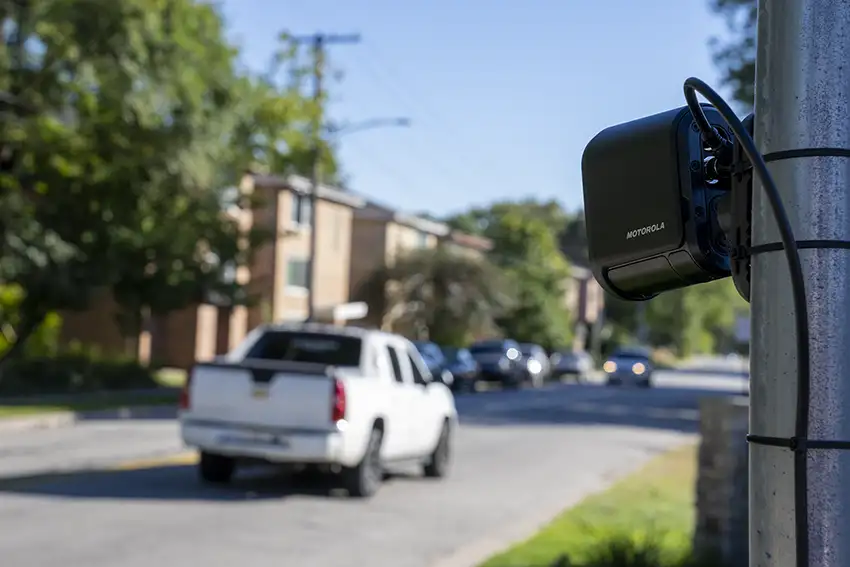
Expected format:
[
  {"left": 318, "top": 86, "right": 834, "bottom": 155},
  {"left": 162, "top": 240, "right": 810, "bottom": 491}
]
[
  {"left": 413, "top": 341, "right": 455, "bottom": 387},
  {"left": 551, "top": 350, "right": 594, "bottom": 382},
  {"left": 518, "top": 343, "right": 551, "bottom": 388},
  {"left": 468, "top": 339, "right": 525, "bottom": 389},
  {"left": 440, "top": 346, "right": 480, "bottom": 392}
]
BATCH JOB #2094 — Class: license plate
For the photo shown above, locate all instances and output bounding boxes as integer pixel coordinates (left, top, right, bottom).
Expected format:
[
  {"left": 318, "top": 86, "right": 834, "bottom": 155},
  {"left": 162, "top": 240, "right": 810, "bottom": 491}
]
[
  {"left": 252, "top": 385, "right": 269, "bottom": 399},
  {"left": 216, "top": 432, "right": 289, "bottom": 448}
]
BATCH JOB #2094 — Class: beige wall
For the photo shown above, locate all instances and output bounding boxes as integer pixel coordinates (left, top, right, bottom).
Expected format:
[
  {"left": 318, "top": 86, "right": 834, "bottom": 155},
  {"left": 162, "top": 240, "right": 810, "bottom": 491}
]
[
  {"left": 270, "top": 191, "right": 355, "bottom": 323},
  {"left": 59, "top": 176, "right": 360, "bottom": 367},
  {"left": 385, "top": 222, "right": 437, "bottom": 264}
]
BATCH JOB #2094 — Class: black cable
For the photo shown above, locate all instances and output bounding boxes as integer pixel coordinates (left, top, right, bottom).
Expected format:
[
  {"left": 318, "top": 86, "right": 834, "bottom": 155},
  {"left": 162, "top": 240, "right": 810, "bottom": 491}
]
[{"left": 683, "top": 77, "right": 812, "bottom": 567}]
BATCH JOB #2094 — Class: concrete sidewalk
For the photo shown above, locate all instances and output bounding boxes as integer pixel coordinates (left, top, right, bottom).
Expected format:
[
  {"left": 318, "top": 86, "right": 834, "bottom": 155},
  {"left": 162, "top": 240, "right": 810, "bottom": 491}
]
[{"left": 0, "top": 397, "right": 178, "bottom": 435}]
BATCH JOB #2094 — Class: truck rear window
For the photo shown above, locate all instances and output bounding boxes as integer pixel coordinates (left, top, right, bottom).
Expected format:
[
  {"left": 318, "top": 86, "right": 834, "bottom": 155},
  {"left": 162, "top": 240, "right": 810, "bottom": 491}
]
[{"left": 244, "top": 331, "right": 362, "bottom": 367}]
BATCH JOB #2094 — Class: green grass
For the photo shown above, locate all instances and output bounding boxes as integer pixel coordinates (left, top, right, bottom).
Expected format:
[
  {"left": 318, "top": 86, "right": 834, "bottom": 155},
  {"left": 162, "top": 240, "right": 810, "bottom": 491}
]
[
  {"left": 0, "top": 390, "right": 180, "bottom": 418},
  {"left": 480, "top": 444, "right": 699, "bottom": 567}
]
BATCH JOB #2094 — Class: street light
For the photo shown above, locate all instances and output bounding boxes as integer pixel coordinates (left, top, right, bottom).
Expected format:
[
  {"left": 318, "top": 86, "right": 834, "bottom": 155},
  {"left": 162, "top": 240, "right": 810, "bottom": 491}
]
[{"left": 305, "top": 116, "right": 411, "bottom": 321}]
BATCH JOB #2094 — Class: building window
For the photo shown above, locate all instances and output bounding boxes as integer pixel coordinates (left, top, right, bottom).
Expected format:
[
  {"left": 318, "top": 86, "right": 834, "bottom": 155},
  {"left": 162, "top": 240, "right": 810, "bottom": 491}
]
[
  {"left": 286, "top": 259, "right": 309, "bottom": 290},
  {"left": 291, "top": 193, "right": 313, "bottom": 227},
  {"left": 416, "top": 230, "right": 428, "bottom": 248}
]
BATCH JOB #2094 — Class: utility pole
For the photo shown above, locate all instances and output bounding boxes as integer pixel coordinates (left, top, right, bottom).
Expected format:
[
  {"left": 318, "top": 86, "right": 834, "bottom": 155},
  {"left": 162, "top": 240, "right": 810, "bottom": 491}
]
[
  {"left": 292, "top": 33, "right": 361, "bottom": 321},
  {"left": 750, "top": 2, "right": 850, "bottom": 566}
]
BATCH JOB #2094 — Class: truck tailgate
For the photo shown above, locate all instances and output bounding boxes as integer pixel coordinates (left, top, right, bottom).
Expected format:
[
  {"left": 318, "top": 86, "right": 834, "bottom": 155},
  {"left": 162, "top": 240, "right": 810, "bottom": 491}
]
[{"left": 186, "top": 360, "right": 336, "bottom": 431}]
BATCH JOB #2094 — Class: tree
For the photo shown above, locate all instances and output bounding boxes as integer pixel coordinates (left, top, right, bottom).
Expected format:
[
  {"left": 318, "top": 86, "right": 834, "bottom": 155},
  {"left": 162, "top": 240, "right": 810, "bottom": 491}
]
[
  {"left": 708, "top": 0, "right": 757, "bottom": 109},
  {"left": 446, "top": 198, "right": 570, "bottom": 238},
  {"left": 354, "top": 246, "right": 512, "bottom": 346},
  {"left": 225, "top": 33, "right": 341, "bottom": 184},
  {"left": 0, "top": 0, "right": 273, "bottom": 363},
  {"left": 605, "top": 278, "right": 748, "bottom": 357},
  {"left": 448, "top": 201, "right": 576, "bottom": 351}
]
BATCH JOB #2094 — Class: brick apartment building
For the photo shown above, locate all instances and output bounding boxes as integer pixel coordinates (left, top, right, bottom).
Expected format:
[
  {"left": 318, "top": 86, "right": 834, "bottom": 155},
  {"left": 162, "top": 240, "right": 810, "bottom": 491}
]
[
  {"left": 60, "top": 173, "right": 365, "bottom": 369},
  {"left": 347, "top": 202, "right": 494, "bottom": 330},
  {"left": 60, "top": 178, "right": 604, "bottom": 366}
]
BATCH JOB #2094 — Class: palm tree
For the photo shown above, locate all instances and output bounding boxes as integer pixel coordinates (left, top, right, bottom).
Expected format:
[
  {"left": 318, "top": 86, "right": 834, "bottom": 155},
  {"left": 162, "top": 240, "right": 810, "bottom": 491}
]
[{"left": 354, "top": 246, "right": 513, "bottom": 346}]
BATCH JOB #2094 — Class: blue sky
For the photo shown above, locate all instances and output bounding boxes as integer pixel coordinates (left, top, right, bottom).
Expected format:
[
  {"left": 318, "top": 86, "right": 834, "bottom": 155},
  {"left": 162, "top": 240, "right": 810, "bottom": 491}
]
[{"left": 218, "top": 0, "right": 730, "bottom": 218}]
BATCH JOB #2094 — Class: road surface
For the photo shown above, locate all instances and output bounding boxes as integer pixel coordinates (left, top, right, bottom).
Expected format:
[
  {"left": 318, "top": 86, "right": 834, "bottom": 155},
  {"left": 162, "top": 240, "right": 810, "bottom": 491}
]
[{"left": 0, "top": 369, "right": 747, "bottom": 567}]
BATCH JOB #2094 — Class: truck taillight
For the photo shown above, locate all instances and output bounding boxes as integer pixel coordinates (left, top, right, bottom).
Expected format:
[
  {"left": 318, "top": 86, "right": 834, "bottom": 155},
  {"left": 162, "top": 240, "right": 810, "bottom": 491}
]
[
  {"left": 332, "top": 377, "right": 346, "bottom": 423},
  {"left": 179, "top": 370, "right": 193, "bottom": 410}
]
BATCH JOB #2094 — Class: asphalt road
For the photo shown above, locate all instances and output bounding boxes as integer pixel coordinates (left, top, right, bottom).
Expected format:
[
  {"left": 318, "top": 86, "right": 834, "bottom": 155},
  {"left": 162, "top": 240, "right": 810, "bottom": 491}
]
[{"left": 0, "top": 368, "right": 748, "bottom": 567}]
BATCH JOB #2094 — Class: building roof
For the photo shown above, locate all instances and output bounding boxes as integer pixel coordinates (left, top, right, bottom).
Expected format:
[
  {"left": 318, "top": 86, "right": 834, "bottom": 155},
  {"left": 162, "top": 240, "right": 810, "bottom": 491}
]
[
  {"left": 445, "top": 229, "right": 493, "bottom": 252},
  {"left": 355, "top": 201, "right": 451, "bottom": 236},
  {"left": 248, "top": 173, "right": 366, "bottom": 209}
]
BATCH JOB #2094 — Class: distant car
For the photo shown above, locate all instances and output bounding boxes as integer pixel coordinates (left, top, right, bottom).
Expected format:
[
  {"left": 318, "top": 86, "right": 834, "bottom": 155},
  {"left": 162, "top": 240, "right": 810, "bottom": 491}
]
[
  {"left": 603, "top": 346, "right": 654, "bottom": 387},
  {"left": 551, "top": 350, "right": 594, "bottom": 382},
  {"left": 440, "top": 346, "right": 480, "bottom": 393},
  {"left": 519, "top": 343, "right": 550, "bottom": 388},
  {"left": 413, "top": 341, "right": 455, "bottom": 388},
  {"left": 468, "top": 339, "right": 525, "bottom": 390}
]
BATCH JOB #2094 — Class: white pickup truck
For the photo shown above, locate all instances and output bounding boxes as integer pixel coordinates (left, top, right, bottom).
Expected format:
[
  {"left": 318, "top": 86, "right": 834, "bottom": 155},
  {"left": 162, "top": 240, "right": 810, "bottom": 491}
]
[{"left": 178, "top": 323, "right": 458, "bottom": 498}]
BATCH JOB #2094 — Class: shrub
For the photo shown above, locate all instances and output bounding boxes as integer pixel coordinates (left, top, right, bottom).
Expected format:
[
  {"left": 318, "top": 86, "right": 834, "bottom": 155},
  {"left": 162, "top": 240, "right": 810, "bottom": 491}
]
[
  {"left": 547, "top": 531, "right": 718, "bottom": 567},
  {"left": 0, "top": 352, "right": 160, "bottom": 397},
  {"left": 0, "top": 285, "right": 62, "bottom": 358}
]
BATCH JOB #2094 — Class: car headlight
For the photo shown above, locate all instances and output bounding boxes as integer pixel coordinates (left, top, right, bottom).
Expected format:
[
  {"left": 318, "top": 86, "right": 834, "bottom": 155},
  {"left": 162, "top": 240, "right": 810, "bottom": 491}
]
[
  {"left": 498, "top": 358, "right": 510, "bottom": 370},
  {"left": 603, "top": 361, "right": 617, "bottom": 373},
  {"left": 527, "top": 359, "right": 542, "bottom": 374},
  {"left": 632, "top": 362, "right": 646, "bottom": 375}
]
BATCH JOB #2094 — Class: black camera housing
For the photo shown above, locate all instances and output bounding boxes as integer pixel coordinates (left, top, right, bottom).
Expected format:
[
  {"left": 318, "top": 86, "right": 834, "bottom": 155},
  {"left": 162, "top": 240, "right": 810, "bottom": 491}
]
[{"left": 581, "top": 104, "right": 732, "bottom": 301}]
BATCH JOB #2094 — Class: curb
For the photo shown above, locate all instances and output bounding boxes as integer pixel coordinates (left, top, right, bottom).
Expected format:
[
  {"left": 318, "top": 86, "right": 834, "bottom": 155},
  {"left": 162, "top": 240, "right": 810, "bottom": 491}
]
[{"left": 0, "top": 404, "right": 178, "bottom": 435}]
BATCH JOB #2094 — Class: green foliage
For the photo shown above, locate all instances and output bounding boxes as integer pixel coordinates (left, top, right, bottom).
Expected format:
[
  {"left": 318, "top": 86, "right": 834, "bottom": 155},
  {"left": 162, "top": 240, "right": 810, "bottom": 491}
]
[
  {"left": 708, "top": 0, "right": 757, "bottom": 109},
  {"left": 447, "top": 198, "right": 571, "bottom": 237},
  {"left": 355, "top": 246, "right": 512, "bottom": 346},
  {"left": 0, "top": 0, "right": 339, "bottom": 361},
  {"left": 448, "top": 200, "right": 576, "bottom": 351},
  {"left": 604, "top": 279, "right": 748, "bottom": 357},
  {"left": 0, "top": 285, "right": 61, "bottom": 357},
  {"left": 225, "top": 33, "right": 340, "bottom": 183},
  {"left": 487, "top": 209, "right": 574, "bottom": 351},
  {"left": 0, "top": 351, "right": 159, "bottom": 396}
]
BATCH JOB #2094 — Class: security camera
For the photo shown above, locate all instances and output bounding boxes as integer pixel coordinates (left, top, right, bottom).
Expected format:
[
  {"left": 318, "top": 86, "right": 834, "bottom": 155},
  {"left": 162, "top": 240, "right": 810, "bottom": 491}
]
[{"left": 581, "top": 103, "right": 736, "bottom": 301}]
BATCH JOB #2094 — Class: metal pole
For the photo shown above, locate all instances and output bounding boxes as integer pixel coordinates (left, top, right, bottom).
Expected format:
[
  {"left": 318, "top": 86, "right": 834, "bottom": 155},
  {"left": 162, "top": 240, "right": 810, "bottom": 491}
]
[
  {"left": 750, "top": 2, "right": 850, "bottom": 566},
  {"left": 295, "top": 33, "right": 360, "bottom": 321},
  {"left": 304, "top": 35, "right": 323, "bottom": 322}
]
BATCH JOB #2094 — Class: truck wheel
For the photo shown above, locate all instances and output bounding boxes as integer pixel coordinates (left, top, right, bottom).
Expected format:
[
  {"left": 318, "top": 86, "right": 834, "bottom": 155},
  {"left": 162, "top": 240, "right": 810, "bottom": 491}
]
[
  {"left": 199, "top": 451, "right": 235, "bottom": 484},
  {"left": 342, "top": 426, "right": 384, "bottom": 498},
  {"left": 423, "top": 420, "right": 451, "bottom": 479}
]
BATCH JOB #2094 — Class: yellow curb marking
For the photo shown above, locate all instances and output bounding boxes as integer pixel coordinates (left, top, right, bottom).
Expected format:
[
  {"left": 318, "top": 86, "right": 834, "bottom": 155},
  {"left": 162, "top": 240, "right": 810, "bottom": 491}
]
[
  {"left": 109, "top": 451, "right": 198, "bottom": 471},
  {"left": 0, "top": 451, "right": 199, "bottom": 489}
]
